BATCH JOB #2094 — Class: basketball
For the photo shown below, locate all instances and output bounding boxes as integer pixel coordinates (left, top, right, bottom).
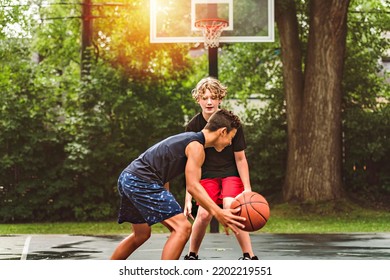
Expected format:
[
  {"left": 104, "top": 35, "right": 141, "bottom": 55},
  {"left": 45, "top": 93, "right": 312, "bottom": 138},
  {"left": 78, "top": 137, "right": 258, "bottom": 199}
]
[{"left": 230, "top": 191, "right": 270, "bottom": 232}]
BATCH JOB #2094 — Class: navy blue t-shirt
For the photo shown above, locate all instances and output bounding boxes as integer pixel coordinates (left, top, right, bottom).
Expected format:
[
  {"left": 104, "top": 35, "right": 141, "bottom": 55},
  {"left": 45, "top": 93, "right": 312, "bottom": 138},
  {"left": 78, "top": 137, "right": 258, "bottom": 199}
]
[{"left": 125, "top": 131, "right": 205, "bottom": 185}]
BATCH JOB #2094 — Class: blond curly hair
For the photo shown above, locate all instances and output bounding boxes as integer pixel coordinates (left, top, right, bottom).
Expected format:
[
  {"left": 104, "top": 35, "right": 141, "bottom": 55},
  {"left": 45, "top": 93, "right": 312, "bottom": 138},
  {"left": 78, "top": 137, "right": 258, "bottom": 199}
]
[{"left": 191, "top": 77, "right": 227, "bottom": 101}]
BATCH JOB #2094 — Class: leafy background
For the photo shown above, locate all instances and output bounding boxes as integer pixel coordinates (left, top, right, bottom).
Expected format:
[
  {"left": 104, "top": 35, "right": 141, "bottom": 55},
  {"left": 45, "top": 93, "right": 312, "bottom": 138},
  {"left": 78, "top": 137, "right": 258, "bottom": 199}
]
[{"left": 0, "top": 0, "right": 389, "bottom": 222}]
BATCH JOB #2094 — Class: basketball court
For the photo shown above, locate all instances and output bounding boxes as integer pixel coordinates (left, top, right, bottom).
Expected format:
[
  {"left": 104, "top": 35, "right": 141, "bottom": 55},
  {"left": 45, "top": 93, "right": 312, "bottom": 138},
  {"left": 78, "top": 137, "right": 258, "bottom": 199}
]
[
  {"left": 1, "top": 0, "right": 388, "bottom": 269},
  {"left": 1, "top": 233, "right": 389, "bottom": 260}
]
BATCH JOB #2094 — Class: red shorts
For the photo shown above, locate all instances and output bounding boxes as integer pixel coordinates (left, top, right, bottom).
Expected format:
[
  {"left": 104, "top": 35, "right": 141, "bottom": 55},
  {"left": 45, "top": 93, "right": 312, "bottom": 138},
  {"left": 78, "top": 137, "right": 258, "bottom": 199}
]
[{"left": 199, "top": 176, "right": 244, "bottom": 205}]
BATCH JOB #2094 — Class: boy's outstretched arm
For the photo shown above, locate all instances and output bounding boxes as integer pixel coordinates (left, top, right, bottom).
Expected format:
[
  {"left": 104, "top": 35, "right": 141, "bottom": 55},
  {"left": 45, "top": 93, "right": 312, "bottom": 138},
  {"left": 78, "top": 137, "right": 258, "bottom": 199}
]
[{"left": 184, "top": 141, "right": 245, "bottom": 235}]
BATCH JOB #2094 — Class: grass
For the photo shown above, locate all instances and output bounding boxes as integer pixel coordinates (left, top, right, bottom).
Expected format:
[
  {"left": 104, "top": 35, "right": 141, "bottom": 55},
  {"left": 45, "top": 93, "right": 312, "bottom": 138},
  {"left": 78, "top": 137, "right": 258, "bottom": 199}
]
[
  {"left": 264, "top": 201, "right": 390, "bottom": 233},
  {"left": 1, "top": 200, "right": 389, "bottom": 235}
]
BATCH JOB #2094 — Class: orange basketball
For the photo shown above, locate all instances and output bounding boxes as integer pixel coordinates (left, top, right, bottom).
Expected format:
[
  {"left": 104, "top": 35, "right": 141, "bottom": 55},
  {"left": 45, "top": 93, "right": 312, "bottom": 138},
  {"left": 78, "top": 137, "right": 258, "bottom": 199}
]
[{"left": 230, "top": 191, "right": 270, "bottom": 232}]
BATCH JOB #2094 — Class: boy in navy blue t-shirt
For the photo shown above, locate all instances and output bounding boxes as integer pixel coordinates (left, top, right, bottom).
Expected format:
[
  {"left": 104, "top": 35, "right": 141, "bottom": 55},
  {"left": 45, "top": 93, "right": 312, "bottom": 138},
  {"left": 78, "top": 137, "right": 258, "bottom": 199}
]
[{"left": 111, "top": 109, "right": 246, "bottom": 260}]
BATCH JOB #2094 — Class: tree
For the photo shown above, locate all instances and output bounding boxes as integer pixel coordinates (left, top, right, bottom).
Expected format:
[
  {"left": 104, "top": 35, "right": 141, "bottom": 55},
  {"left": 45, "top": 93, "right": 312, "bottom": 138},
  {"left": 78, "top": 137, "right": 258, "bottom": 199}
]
[
  {"left": 217, "top": 0, "right": 389, "bottom": 203},
  {"left": 275, "top": 0, "right": 350, "bottom": 202}
]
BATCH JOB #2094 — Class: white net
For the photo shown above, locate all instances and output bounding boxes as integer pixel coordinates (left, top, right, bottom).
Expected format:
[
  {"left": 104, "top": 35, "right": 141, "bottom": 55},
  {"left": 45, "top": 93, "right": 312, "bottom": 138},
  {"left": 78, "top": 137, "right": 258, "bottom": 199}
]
[{"left": 195, "top": 19, "right": 228, "bottom": 49}]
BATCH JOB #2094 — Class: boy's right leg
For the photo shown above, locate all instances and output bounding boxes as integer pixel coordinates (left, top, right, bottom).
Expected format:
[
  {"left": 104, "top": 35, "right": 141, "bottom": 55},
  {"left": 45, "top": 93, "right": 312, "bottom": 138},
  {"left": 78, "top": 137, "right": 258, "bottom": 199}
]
[
  {"left": 110, "top": 223, "right": 151, "bottom": 260},
  {"left": 187, "top": 206, "right": 213, "bottom": 257},
  {"left": 185, "top": 178, "right": 220, "bottom": 259}
]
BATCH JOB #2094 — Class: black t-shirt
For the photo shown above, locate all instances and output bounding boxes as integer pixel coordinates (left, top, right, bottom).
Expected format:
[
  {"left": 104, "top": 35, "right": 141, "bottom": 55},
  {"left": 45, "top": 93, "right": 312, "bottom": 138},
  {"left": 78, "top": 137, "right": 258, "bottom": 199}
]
[
  {"left": 125, "top": 131, "right": 205, "bottom": 185},
  {"left": 185, "top": 113, "right": 246, "bottom": 179}
]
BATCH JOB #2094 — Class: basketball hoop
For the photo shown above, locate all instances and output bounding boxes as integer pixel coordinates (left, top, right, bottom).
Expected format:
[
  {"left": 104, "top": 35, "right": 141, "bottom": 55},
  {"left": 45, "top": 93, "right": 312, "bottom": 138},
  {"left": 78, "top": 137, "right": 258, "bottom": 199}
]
[{"left": 195, "top": 18, "right": 228, "bottom": 49}]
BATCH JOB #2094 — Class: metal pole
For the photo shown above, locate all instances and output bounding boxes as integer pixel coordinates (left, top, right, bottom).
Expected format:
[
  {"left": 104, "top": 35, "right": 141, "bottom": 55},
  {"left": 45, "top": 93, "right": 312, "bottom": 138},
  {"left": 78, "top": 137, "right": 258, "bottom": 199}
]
[
  {"left": 81, "top": 0, "right": 93, "bottom": 78},
  {"left": 208, "top": 4, "right": 219, "bottom": 234},
  {"left": 208, "top": 47, "right": 218, "bottom": 78}
]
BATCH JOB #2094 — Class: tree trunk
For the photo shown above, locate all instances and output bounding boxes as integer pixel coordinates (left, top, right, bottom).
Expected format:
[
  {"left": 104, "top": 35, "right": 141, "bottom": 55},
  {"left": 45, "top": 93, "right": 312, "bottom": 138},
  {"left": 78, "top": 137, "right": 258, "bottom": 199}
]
[{"left": 276, "top": 0, "right": 350, "bottom": 202}]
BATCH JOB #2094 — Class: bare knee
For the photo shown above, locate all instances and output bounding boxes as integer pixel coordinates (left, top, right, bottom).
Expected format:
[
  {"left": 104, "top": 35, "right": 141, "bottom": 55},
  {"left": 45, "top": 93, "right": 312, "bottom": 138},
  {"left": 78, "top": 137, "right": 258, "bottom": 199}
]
[
  {"left": 171, "top": 219, "right": 192, "bottom": 240},
  {"left": 162, "top": 214, "right": 193, "bottom": 242},
  {"left": 178, "top": 219, "right": 192, "bottom": 239},
  {"left": 196, "top": 208, "right": 213, "bottom": 224}
]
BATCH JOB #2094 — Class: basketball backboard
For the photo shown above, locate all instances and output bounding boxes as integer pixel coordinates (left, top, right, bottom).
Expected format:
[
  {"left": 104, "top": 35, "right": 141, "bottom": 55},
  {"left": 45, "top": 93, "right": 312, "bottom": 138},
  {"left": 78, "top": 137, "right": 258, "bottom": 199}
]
[{"left": 150, "top": 0, "right": 274, "bottom": 44}]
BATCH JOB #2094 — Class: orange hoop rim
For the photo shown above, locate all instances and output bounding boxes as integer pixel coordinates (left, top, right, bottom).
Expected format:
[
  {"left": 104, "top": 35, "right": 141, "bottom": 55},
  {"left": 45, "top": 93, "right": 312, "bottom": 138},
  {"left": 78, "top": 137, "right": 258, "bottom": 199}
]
[
  {"left": 194, "top": 18, "right": 229, "bottom": 29},
  {"left": 194, "top": 18, "right": 228, "bottom": 48}
]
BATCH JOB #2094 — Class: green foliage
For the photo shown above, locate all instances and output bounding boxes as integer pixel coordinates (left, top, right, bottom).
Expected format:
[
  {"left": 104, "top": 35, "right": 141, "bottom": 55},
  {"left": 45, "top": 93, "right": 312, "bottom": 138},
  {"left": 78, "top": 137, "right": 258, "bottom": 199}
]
[
  {"left": 341, "top": 0, "right": 390, "bottom": 195},
  {"left": 0, "top": 37, "right": 75, "bottom": 221},
  {"left": 219, "top": 43, "right": 283, "bottom": 99},
  {"left": 343, "top": 106, "right": 390, "bottom": 192},
  {"left": 344, "top": 0, "right": 390, "bottom": 107},
  {"left": 0, "top": 0, "right": 196, "bottom": 222},
  {"left": 0, "top": 0, "right": 389, "bottom": 222},
  {"left": 244, "top": 107, "right": 287, "bottom": 193}
]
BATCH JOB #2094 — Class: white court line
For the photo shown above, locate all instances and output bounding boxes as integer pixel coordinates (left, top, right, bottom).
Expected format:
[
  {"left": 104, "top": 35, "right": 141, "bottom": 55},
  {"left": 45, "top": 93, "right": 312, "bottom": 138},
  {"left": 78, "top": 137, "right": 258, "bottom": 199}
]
[{"left": 20, "top": 235, "right": 32, "bottom": 260}]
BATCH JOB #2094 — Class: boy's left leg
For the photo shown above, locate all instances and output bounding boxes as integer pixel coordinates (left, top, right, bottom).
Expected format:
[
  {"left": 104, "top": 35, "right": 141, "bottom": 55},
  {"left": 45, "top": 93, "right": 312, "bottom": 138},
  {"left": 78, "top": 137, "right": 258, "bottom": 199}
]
[
  {"left": 187, "top": 205, "right": 213, "bottom": 257},
  {"left": 161, "top": 213, "right": 192, "bottom": 259},
  {"left": 185, "top": 178, "right": 221, "bottom": 259}
]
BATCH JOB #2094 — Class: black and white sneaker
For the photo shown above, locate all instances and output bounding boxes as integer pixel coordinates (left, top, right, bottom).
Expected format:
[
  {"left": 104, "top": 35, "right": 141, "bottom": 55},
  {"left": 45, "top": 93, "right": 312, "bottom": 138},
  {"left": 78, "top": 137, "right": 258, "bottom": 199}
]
[
  {"left": 239, "top": 253, "right": 259, "bottom": 260},
  {"left": 184, "top": 252, "right": 199, "bottom": 260}
]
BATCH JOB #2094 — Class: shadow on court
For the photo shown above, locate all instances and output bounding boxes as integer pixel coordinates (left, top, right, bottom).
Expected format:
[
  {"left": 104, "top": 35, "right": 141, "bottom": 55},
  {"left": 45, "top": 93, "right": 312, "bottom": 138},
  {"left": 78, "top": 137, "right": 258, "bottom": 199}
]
[{"left": 1, "top": 233, "right": 389, "bottom": 260}]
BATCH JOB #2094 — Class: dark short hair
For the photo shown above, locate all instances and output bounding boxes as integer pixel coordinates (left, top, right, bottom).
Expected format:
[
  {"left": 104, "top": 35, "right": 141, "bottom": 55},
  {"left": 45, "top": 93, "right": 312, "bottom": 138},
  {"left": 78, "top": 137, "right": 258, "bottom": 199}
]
[{"left": 205, "top": 109, "right": 241, "bottom": 133}]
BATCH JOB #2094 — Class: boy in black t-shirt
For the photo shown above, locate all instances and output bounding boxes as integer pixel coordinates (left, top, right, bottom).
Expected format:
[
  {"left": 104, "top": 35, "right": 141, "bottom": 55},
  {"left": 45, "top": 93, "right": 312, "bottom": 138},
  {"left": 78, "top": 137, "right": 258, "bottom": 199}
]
[{"left": 184, "top": 77, "right": 258, "bottom": 260}]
